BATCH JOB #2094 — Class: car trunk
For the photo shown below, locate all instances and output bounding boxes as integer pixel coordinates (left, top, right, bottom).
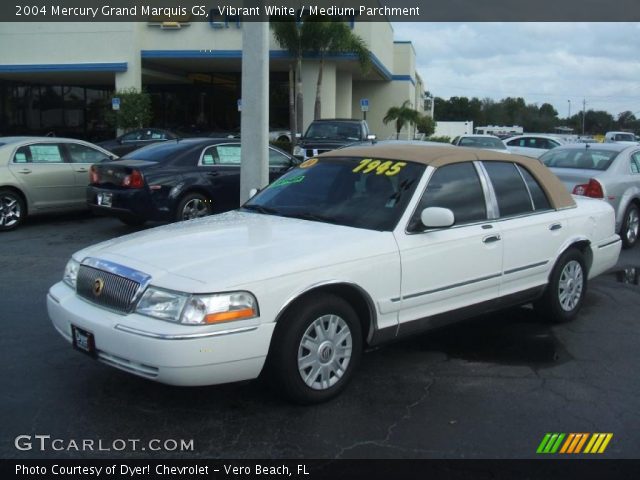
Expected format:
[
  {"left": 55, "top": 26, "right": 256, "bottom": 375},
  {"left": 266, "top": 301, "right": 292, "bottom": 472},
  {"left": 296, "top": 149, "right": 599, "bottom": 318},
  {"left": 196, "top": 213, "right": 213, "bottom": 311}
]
[
  {"left": 549, "top": 167, "right": 603, "bottom": 192},
  {"left": 91, "top": 160, "right": 155, "bottom": 188}
]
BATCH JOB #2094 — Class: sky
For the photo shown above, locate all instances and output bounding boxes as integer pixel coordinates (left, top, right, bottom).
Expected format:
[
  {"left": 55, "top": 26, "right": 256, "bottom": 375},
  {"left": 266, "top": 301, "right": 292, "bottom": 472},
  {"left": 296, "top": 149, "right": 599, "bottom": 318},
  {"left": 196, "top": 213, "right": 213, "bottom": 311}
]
[{"left": 391, "top": 23, "right": 640, "bottom": 119}]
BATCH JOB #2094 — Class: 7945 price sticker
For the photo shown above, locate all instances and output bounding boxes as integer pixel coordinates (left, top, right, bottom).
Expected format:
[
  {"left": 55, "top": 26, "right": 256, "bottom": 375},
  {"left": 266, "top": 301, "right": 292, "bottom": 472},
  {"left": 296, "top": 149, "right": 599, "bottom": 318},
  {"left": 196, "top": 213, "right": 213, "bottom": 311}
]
[{"left": 352, "top": 158, "right": 407, "bottom": 176}]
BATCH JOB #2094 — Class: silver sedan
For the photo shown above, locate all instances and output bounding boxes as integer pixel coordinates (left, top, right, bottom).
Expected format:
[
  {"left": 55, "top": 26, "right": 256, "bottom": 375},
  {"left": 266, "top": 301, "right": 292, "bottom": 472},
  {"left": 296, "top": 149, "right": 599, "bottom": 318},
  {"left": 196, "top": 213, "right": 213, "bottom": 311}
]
[
  {"left": 0, "top": 137, "right": 116, "bottom": 231},
  {"left": 540, "top": 143, "right": 640, "bottom": 248}
]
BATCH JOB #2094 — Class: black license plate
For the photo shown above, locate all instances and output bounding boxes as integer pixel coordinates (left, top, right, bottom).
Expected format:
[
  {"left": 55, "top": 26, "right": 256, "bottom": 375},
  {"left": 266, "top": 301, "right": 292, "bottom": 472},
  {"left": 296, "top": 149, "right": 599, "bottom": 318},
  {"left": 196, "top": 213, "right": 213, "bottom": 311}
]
[
  {"left": 71, "top": 325, "right": 96, "bottom": 357},
  {"left": 97, "top": 192, "right": 112, "bottom": 207}
]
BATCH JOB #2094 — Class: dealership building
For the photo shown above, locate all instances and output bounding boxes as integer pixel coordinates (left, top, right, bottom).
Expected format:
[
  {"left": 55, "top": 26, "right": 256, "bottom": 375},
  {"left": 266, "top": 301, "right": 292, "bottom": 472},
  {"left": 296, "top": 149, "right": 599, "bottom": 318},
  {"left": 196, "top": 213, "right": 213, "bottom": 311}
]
[{"left": 0, "top": 20, "right": 425, "bottom": 141}]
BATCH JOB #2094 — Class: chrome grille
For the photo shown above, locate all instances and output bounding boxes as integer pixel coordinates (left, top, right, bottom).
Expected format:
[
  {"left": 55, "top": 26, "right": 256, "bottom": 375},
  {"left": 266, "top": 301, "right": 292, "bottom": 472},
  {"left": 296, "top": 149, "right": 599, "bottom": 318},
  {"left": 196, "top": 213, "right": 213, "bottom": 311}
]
[{"left": 76, "top": 258, "right": 150, "bottom": 314}]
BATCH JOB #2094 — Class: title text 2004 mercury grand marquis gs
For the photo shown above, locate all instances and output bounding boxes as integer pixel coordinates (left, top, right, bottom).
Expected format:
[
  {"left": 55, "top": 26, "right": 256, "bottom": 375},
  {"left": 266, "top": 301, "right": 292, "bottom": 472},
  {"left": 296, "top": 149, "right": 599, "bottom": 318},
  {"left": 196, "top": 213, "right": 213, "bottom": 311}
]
[{"left": 48, "top": 144, "right": 621, "bottom": 403}]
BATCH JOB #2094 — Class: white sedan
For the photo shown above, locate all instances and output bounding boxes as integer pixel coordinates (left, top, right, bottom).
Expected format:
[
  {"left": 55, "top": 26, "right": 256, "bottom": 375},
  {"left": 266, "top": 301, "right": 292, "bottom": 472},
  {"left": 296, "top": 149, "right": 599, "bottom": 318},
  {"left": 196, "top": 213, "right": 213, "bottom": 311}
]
[
  {"left": 504, "top": 134, "right": 565, "bottom": 158},
  {"left": 48, "top": 144, "right": 621, "bottom": 403}
]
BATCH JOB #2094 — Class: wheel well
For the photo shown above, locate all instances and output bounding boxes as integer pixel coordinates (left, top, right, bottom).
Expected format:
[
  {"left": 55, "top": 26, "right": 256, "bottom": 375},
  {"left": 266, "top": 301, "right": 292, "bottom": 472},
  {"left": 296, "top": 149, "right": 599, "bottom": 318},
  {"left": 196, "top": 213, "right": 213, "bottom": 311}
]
[
  {"left": 567, "top": 240, "right": 593, "bottom": 273},
  {"left": 174, "top": 188, "right": 214, "bottom": 212},
  {"left": 276, "top": 284, "right": 375, "bottom": 345},
  {"left": 0, "top": 186, "right": 28, "bottom": 216}
]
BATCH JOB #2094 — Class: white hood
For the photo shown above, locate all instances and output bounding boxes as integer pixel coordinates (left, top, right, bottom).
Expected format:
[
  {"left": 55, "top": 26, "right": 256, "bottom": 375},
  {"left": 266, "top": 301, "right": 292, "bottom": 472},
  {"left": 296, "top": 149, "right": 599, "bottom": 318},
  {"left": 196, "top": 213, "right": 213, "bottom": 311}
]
[{"left": 74, "top": 211, "right": 396, "bottom": 291}]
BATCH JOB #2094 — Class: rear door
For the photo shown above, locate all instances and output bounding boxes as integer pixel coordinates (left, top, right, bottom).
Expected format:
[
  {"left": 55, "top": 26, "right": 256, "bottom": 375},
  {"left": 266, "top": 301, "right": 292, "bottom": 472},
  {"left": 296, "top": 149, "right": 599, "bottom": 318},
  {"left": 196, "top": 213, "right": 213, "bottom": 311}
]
[
  {"left": 481, "top": 161, "right": 568, "bottom": 296},
  {"left": 63, "top": 142, "right": 112, "bottom": 205},
  {"left": 8, "top": 143, "right": 76, "bottom": 210},
  {"left": 200, "top": 143, "right": 241, "bottom": 212}
]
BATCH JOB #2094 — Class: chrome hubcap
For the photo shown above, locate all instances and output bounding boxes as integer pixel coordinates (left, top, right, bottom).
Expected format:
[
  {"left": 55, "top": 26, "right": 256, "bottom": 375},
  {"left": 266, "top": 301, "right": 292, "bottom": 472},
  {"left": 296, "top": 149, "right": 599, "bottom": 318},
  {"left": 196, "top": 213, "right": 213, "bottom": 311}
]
[
  {"left": 297, "top": 314, "right": 352, "bottom": 390},
  {"left": 0, "top": 194, "right": 21, "bottom": 227},
  {"left": 558, "top": 260, "right": 584, "bottom": 312},
  {"left": 181, "top": 198, "right": 209, "bottom": 220},
  {"left": 626, "top": 208, "right": 639, "bottom": 244}
]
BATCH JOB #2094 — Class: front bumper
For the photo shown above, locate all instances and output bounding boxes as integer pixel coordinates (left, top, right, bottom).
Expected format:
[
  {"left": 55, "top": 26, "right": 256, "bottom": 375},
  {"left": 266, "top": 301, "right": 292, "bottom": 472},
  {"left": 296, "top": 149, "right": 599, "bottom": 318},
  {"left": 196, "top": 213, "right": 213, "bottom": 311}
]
[{"left": 47, "top": 282, "right": 275, "bottom": 386}]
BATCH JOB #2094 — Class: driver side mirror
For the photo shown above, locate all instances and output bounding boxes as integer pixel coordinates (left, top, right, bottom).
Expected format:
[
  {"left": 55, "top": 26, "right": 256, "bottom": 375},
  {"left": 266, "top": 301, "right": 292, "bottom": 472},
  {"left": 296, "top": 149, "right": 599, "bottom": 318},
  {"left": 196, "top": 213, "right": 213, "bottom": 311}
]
[
  {"left": 421, "top": 207, "right": 455, "bottom": 228},
  {"left": 367, "top": 134, "right": 377, "bottom": 141}
]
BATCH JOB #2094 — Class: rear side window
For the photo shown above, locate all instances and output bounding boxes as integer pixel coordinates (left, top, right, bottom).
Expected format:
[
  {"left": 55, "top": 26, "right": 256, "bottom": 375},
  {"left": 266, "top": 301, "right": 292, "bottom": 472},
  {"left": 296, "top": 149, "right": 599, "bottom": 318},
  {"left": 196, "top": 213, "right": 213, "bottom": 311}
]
[
  {"left": 410, "top": 162, "right": 487, "bottom": 229},
  {"left": 483, "top": 161, "right": 533, "bottom": 217},
  {"left": 630, "top": 153, "right": 640, "bottom": 174},
  {"left": 14, "top": 144, "right": 64, "bottom": 163},
  {"left": 518, "top": 166, "right": 551, "bottom": 211}
]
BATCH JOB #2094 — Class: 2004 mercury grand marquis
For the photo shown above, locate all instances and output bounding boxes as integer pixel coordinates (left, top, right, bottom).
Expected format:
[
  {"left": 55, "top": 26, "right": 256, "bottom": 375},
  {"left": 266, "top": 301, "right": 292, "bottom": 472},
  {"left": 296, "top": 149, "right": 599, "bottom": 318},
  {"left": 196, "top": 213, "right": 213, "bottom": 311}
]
[{"left": 48, "top": 144, "right": 621, "bottom": 403}]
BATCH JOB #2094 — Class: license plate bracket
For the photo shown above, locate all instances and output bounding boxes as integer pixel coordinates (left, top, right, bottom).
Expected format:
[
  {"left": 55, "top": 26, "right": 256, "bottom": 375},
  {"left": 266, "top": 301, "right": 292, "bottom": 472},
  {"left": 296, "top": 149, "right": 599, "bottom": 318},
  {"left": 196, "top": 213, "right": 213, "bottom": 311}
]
[
  {"left": 71, "top": 325, "right": 96, "bottom": 357},
  {"left": 97, "top": 192, "right": 112, "bottom": 207}
]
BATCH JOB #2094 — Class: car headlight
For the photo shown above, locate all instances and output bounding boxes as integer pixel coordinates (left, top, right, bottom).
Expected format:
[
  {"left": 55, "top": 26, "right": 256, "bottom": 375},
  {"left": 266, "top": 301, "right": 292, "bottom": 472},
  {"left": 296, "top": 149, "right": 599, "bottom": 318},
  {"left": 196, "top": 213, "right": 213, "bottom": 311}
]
[
  {"left": 136, "top": 287, "right": 259, "bottom": 325},
  {"left": 136, "top": 287, "right": 190, "bottom": 322},
  {"left": 293, "top": 145, "right": 304, "bottom": 156},
  {"left": 63, "top": 258, "right": 80, "bottom": 289}
]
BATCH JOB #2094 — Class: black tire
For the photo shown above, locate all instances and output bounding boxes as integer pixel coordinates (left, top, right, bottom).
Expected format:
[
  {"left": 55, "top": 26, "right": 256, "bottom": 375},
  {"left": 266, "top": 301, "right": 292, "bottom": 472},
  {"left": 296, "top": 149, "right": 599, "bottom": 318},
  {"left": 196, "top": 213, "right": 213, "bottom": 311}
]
[
  {"left": 175, "top": 192, "right": 213, "bottom": 222},
  {"left": 620, "top": 203, "right": 639, "bottom": 249},
  {"left": 534, "top": 249, "right": 587, "bottom": 323},
  {"left": 118, "top": 216, "right": 146, "bottom": 227},
  {"left": 268, "top": 293, "right": 363, "bottom": 404},
  {"left": 0, "top": 189, "right": 26, "bottom": 231}
]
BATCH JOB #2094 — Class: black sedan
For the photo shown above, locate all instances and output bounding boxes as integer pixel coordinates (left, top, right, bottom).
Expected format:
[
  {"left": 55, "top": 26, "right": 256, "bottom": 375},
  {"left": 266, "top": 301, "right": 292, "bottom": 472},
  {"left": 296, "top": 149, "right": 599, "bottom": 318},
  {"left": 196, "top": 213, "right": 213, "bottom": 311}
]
[
  {"left": 87, "top": 138, "right": 297, "bottom": 225},
  {"left": 98, "top": 128, "right": 179, "bottom": 156}
]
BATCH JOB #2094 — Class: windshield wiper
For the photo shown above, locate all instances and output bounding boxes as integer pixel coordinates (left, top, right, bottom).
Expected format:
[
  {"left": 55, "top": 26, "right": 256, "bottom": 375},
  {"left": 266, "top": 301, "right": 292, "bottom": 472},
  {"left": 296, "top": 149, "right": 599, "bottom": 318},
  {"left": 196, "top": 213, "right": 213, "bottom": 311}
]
[
  {"left": 283, "top": 212, "right": 340, "bottom": 225},
  {"left": 241, "top": 204, "right": 282, "bottom": 216}
]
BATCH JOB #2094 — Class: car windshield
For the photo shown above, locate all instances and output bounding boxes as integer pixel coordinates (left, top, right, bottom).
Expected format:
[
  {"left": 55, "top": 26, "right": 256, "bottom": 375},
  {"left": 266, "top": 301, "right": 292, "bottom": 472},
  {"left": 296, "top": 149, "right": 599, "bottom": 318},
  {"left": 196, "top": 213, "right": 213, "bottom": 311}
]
[
  {"left": 541, "top": 148, "right": 619, "bottom": 171},
  {"left": 459, "top": 137, "right": 506, "bottom": 150},
  {"left": 304, "top": 122, "right": 361, "bottom": 141},
  {"left": 120, "top": 140, "right": 192, "bottom": 162},
  {"left": 614, "top": 133, "right": 635, "bottom": 142},
  {"left": 243, "top": 157, "right": 426, "bottom": 231}
]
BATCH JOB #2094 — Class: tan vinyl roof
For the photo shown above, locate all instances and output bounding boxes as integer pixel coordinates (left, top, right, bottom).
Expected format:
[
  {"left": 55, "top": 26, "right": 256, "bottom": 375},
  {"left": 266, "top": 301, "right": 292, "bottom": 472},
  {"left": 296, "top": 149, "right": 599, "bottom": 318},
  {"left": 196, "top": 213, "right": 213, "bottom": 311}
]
[{"left": 318, "top": 144, "right": 575, "bottom": 210}]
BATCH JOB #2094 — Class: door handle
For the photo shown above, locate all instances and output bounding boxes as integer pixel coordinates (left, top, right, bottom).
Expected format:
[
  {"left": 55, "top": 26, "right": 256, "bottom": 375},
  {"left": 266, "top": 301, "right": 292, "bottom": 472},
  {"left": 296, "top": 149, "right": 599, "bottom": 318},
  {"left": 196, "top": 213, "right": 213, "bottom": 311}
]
[
  {"left": 18, "top": 168, "right": 32, "bottom": 174},
  {"left": 483, "top": 234, "right": 501, "bottom": 244},
  {"left": 206, "top": 171, "right": 219, "bottom": 177},
  {"left": 75, "top": 168, "right": 88, "bottom": 173},
  {"left": 549, "top": 223, "right": 562, "bottom": 231}
]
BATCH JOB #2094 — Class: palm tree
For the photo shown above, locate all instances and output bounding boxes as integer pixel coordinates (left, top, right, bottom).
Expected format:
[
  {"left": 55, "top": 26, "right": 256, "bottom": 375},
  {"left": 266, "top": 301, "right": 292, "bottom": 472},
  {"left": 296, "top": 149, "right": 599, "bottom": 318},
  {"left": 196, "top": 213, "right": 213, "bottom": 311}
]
[
  {"left": 303, "top": 18, "right": 371, "bottom": 120},
  {"left": 383, "top": 101, "right": 421, "bottom": 140},
  {"left": 271, "top": 21, "right": 306, "bottom": 141}
]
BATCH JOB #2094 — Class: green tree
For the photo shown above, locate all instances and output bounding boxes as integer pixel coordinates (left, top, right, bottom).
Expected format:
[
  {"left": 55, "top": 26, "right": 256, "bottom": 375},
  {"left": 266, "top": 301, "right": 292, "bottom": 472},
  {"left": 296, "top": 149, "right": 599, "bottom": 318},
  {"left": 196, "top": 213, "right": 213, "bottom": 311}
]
[
  {"left": 415, "top": 115, "right": 436, "bottom": 136},
  {"left": 383, "top": 100, "right": 421, "bottom": 140},
  {"left": 303, "top": 17, "right": 370, "bottom": 120},
  {"left": 106, "top": 88, "right": 151, "bottom": 131}
]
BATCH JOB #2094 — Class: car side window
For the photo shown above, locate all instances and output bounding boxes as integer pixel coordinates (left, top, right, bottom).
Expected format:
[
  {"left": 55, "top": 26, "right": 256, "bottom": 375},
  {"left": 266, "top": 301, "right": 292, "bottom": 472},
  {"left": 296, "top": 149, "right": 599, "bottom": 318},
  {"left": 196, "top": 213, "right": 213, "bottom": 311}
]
[
  {"left": 517, "top": 166, "right": 551, "bottom": 211},
  {"left": 483, "top": 161, "right": 533, "bottom": 217},
  {"left": 507, "top": 138, "right": 520, "bottom": 147},
  {"left": 65, "top": 143, "right": 111, "bottom": 163},
  {"left": 201, "top": 146, "right": 220, "bottom": 166},
  {"left": 268, "top": 148, "right": 291, "bottom": 167},
  {"left": 202, "top": 145, "right": 241, "bottom": 165},
  {"left": 409, "top": 162, "right": 487, "bottom": 230},
  {"left": 121, "top": 130, "right": 142, "bottom": 142},
  {"left": 630, "top": 153, "right": 640, "bottom": 174},
  {"left": 150, "top": 129, "right": 167, "bottom": 140},
  {"left": 14, "top": 144, "right": 64, "bottom": 164}
]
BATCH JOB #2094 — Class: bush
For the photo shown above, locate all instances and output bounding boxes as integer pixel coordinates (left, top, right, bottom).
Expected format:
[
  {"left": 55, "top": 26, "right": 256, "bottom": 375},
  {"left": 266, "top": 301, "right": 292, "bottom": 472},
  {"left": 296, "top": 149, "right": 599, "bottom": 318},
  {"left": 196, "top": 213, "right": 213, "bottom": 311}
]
[
  {"left": 427, "top": 135, "right": 452, "bottom": 143},
  {"left": 105, "top": 88, "right": 152, "bottom": 131},
  {"left": 416, "top": 115, "right": 436, "bottom": 136}
]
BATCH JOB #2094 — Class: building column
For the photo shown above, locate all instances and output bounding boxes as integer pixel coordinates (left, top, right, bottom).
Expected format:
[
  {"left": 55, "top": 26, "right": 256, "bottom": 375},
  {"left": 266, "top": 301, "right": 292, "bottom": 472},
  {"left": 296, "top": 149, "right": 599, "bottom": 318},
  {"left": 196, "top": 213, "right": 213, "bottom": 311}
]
[
  {"left": 301, "top": 61, "right": 337, "bottom": 131},
  {"left": 335, "top": 71, "right": 352, "bottom": 118}
]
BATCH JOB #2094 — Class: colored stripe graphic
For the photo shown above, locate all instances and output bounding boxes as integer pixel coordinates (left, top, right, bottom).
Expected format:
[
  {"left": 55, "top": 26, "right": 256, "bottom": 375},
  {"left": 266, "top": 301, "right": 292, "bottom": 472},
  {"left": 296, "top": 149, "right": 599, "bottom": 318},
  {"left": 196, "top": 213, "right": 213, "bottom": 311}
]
[{"left": 538, "top": 433, "right": 613, "bottom": 454}]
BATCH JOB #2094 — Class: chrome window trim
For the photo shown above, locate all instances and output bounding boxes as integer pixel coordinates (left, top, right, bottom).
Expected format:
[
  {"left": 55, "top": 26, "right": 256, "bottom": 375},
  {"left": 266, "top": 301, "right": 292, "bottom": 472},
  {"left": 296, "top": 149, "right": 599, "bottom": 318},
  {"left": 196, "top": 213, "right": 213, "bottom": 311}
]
[
  {"left": 475, "top": 161, "right": 500, "bottom": 219},
  {"left": 514, "top": 164, "right": 536, "bottom": 211}
]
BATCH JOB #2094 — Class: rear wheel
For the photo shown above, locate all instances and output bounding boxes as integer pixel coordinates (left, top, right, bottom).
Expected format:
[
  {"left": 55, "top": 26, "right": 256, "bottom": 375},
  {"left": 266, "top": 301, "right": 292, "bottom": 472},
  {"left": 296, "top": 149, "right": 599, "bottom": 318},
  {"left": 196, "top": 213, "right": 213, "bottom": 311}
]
[
  {"left": 268, "top": 293, "right": 362, "bottom": 404},
  {"left": 176, "top": 193, "right": 212, "bottom": 222},
  {"left": 534, "top": 249, "right": 587, "bottom": 323},
  {"left": 0, "top": 189, "right": 25, "bottom": 231},
  {"left": 620, "top": 203, "right": 639, "bottom": 249}
]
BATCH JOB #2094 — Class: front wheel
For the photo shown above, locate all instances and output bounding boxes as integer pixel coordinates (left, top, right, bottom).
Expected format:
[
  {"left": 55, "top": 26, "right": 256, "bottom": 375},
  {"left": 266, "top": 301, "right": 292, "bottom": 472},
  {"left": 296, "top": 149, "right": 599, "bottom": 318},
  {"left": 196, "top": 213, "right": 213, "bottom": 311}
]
[
  {"left": 176, "top": 193, "right": 212, "bottom": 222},
  {"left": 534, "top": 249, "right": 587, "bottom": 323},
  {"left": 620, "top": 203, "right": 639, "bottom": 249},
  {"left": 268, "top": 293, "right": 362, "bottom": 404},
  {"left": 0, "top": 189, "right": 26, "bottom": 231}
]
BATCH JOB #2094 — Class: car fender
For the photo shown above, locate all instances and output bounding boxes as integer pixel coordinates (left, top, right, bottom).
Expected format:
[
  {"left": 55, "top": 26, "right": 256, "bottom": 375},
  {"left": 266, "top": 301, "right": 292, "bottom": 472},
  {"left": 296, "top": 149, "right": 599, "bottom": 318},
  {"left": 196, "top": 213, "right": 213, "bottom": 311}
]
[{"left": 615, "top": 188, "right": 640, "bottom": 227}]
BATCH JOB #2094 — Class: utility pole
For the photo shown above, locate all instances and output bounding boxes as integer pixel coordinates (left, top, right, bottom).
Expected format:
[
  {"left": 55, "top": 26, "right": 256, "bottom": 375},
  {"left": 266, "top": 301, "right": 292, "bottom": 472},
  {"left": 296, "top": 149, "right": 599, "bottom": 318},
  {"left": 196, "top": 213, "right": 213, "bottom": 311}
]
[
  {"left": 582, "top": 98, "right": 586, "bottom": 136},
  {"left": 239, "top": 21, "right": 269, "bottom": 204}
]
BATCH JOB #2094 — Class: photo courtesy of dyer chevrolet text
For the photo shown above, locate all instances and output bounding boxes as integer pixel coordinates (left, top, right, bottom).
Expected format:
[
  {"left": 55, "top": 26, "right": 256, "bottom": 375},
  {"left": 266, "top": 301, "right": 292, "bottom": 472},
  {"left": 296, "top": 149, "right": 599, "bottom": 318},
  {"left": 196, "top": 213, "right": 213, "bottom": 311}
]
[{"left": 16, "top": 464, "right": 310, "bottom": 477}]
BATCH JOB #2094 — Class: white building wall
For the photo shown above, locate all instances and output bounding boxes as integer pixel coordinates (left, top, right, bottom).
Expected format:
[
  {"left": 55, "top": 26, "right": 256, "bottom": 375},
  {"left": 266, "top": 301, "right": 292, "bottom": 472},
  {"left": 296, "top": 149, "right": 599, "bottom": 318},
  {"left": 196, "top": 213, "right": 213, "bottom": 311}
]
[
  {"left": 352, "top": 80, "right": 415, "bottom": 139},
  {"left": 301, "top": 61, "right": 336, "bottom": 130},
  {"left": 335, "top": 71, "right": 353, "bottom": 118}
]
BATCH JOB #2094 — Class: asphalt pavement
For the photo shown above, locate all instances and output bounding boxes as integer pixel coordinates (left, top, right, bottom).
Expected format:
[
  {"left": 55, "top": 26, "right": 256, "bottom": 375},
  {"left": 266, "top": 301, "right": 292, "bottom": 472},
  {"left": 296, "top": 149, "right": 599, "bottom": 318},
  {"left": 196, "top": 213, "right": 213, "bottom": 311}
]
[{"left": 1, "top": 212, "right": 639, "bottom": 459}]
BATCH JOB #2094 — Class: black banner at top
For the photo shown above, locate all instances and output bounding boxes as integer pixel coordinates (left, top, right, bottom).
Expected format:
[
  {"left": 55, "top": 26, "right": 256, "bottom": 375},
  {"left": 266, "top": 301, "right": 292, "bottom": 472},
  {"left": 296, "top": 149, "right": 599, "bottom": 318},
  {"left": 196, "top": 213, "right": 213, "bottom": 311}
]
[{"left": 2, "top": 0, "right": 640, "bottom": 22}]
